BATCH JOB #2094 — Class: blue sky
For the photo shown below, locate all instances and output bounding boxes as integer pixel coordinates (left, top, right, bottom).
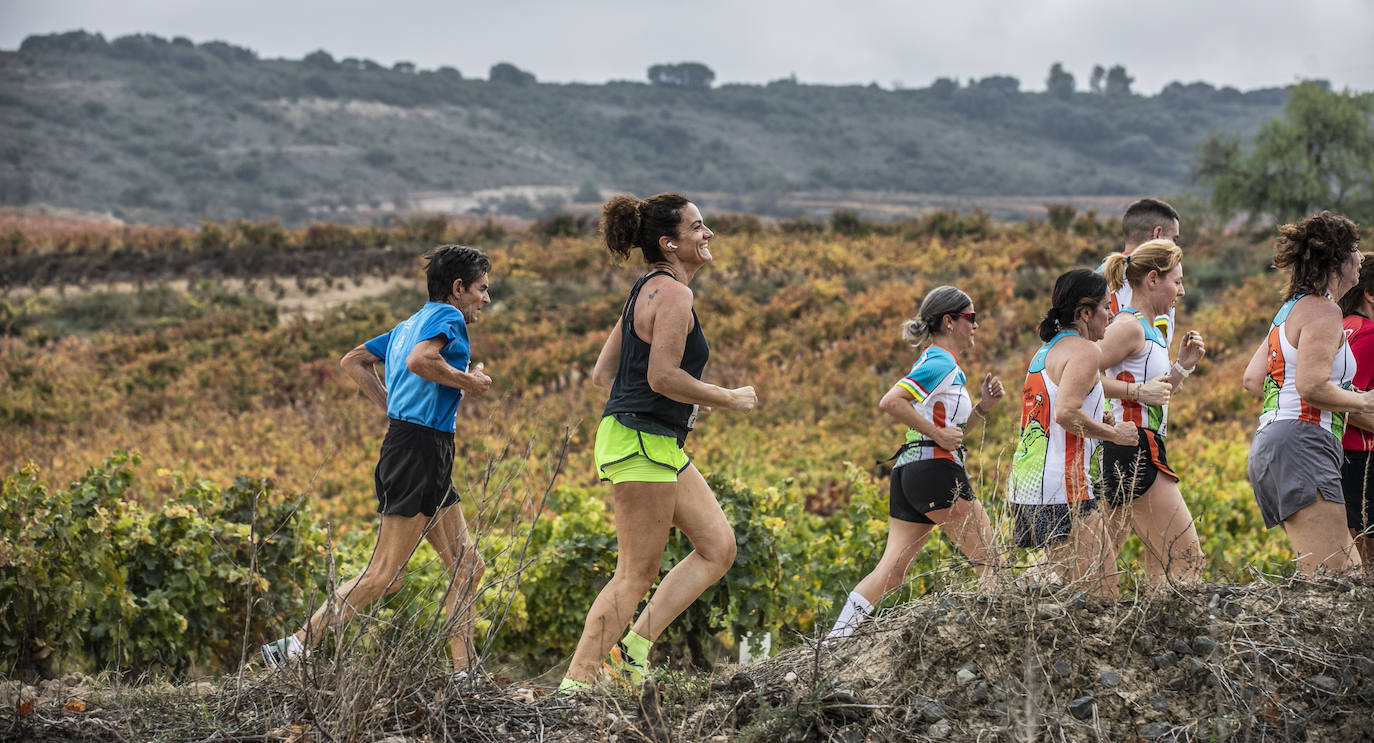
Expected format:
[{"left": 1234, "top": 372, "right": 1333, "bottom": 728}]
[{"left": 2, "top": 0, "right": 1371, "bottom": 93}]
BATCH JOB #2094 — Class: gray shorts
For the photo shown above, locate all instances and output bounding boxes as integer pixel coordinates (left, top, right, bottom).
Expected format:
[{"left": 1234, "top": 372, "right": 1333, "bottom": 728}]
[{"left": 1248, "top": 419, "right": 1344, "bottom": 529}]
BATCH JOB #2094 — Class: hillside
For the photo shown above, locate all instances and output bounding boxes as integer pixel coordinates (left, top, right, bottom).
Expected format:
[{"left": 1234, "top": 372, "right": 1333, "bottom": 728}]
[{"left": 0, "top": 31, "right": 1294, "bottom": 224}]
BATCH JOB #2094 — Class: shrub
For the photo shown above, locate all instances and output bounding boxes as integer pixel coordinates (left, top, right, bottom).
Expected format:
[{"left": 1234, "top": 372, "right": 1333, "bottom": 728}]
[
  {"left": 532, "top": 213, "right": 593, "bottom": 239},
  {"left": 1045, "top": 203, "right": 1077, "bottom": 231},
  {"left": 0, "top": 453, "right": 327, "bottom": 677}
]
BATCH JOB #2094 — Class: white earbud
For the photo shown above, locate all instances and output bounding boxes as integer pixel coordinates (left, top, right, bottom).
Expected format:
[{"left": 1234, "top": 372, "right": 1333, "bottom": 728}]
[{"left": 667, "top": 242, "right": 677, "bottom": 249}]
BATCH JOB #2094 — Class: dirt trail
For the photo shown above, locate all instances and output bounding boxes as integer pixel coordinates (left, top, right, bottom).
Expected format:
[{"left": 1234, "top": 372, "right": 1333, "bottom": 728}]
[{"left": 9, "top": 579, "right": 1372, "bottom": 742}]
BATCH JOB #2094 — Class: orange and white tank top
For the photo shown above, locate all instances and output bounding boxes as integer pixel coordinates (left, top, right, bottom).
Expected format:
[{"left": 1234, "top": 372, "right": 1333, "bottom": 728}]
[
  {"left": 1104, "top": 308, "right": 1172, "bottom": 435},
  {"left": 1010, "top": 331, "right": 1105, "bottom": 505},
  {"left": 1257, "top": 295, "right": 1356, "bottom": 439}
]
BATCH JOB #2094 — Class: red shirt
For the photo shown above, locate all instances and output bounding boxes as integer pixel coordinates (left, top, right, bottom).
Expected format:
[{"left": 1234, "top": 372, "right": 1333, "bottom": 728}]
[{"left": 1342, "top": 314, "right": 1374, "bottom": 451}]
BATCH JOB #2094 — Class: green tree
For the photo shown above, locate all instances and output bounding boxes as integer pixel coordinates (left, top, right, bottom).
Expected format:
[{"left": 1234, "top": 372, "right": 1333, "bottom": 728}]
[
  {"left": 489, "top": 62, "right": 536, "bottom": 85},
  {"left": 1089, "top": 64, "right": 1105, "bottom": 94},
  {"left": 1047, "top": 62, "right": 1075, "bottom": 100},
  {"left": 929, "top": 77, "right": 958, "bottom": 99},
  {"left": 647, "top": 62, "right": 716, "bottom": 90},
  {"left": 1105, "top": 65, "right": 1133, "bottom": 96},
  {"left": 303, "top": 49, "right": 337, "bottom": 70},
  {"left": 1195, "top": 81, "right": 1374, "bottom": 223}
]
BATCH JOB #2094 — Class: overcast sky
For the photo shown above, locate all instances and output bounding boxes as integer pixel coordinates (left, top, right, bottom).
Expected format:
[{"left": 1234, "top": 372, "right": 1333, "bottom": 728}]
[{"left": 2, "top": 0, "right": 1372, "bottom": 94}]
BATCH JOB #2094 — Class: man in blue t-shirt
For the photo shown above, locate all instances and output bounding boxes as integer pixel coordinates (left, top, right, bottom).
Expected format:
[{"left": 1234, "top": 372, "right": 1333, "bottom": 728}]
[{"left": 262, "top": 245, "right": 494, "bottom": 678}]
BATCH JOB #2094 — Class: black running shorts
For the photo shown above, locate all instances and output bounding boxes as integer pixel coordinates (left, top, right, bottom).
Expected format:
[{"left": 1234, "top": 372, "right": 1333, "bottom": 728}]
[
  {"left": 373, "top": 419, "right": 459, "bottom": 518},
  {"left": 1099, "top": 427, "right": 1178, "bottom": 507},
  {"left": 1010, "top": 500, "right": 1097, "bottom": 549},
  {"left": 889, "top": 458, "right": 975, "bottom": 524},
  {"left": 1341, "top": 449, "right": 1374, "bottom": 534}
]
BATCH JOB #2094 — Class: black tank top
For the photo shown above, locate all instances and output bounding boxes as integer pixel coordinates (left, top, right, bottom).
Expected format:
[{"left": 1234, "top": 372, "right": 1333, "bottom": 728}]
[{"left": 602, "top": 270, "right": 710, "bottom": 441}]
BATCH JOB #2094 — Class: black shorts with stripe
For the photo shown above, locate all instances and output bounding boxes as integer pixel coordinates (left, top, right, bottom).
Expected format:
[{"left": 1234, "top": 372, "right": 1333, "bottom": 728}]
[{"left": 1099, "top": 427, "right": 1177, "bottom": 507}]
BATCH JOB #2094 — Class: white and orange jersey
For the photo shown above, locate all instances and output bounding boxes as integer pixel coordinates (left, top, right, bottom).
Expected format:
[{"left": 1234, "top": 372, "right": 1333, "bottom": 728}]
[
  {"left": 1257, "top": 295, "right": 1356, "bottom": 438},
  {"left": 893, "top": 345, "right": 972, "bottom": 467},
  {"left": 1104, "top": 308, "right": 1172, "bottom": 435},
  {"left": 1010, "top": 331, "right": 1105, "bottom": 505}
]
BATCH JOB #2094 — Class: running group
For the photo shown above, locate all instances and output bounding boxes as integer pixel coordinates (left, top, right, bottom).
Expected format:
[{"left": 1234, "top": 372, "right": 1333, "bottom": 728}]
[{"left": 261, "top": 195, "right": 1371, "bottom": 691}]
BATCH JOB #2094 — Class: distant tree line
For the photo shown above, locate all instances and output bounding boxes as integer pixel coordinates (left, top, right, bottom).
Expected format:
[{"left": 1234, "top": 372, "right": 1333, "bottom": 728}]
[{"left": 1, "top": 30, "right": 1306, "bottom": 225}]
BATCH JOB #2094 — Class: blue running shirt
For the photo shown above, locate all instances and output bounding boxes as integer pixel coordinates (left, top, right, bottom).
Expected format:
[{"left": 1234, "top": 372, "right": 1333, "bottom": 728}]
[{"left": 363, "top": 302, "right": 470, "bottom": 433}]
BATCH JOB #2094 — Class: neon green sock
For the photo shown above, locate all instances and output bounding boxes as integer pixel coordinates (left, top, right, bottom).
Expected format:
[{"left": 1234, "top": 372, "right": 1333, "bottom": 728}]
[
  {"left": 621, "top": 630, "right": 652, "bottom": 667},
  {"left": 558, "top": 677, "right": 592, "bottom": 692}
]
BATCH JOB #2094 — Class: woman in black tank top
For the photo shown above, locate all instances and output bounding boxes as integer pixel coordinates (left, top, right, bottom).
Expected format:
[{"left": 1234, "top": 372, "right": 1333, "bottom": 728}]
[{"left": 560, "top": 193, "right": 757, "bottom": 691}]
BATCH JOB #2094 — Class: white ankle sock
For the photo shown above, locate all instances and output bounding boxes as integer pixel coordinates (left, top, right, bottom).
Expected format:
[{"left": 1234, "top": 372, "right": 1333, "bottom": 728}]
[{"left": 826, "top": 591, "right": 875, "bottom": 640}]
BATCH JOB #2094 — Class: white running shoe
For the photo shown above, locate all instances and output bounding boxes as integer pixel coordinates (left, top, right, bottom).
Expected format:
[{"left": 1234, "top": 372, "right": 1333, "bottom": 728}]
[{"left": 260, "top": 636, "right": 304, "bottom": 668}]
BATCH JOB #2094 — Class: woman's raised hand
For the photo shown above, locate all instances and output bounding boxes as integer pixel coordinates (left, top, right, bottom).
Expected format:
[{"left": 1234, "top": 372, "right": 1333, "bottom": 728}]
[
  {"left": 1180, "top": 330, "right": 1207, "bottom": 369},
  {"left": 978, "top": 373, "right": 1005, "bottom": 412}
]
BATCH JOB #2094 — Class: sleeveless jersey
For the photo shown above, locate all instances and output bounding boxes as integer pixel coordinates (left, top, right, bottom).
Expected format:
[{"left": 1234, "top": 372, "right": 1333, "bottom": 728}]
[
  {"left": 602, "top": 271, "right": 710, "bottom": 439},
  {"left": 1104, "top": 307, "right": 1172, "bottom": 435},
  {"left": 1010, "top": 331, "right": 1105, "bottom": 505},
  {"left": 1257, "top": 295, "right": 1356, "bottom": 439},
  {"left": 893, "top": 345, "right": 972, "bottom": 467},
  {"left": 1098, "top": 254, "right": 1175, "bottom": 347}
]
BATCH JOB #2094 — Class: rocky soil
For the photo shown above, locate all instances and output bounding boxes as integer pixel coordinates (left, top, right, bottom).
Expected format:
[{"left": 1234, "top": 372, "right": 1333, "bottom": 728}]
[{"left": 5, "top": 579, "right": 1372, "bottom": 742}]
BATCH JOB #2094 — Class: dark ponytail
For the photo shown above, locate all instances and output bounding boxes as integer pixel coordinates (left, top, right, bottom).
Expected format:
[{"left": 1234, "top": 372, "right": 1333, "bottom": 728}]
[
  {"left": 601, "top": 192, "right": 691, "bottom": 264},
  {"left": 1038, "top": 269, "right": 1108, "bottom": 342}
]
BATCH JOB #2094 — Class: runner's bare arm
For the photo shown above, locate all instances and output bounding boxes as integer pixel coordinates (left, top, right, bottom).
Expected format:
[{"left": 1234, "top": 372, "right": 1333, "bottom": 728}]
[
  {"left": 1096, "top": 313, "right": 1170, "bottom": 404},
  {"left": 406, "top": 337, "right": 492, "bottom": 396},
  {"left": 1295, "top": 306, "right": 1374, "bottom": 413},
  {"left": 645, "top": 282, "right": 755, "bottom": 411},
  {"left": 1055, "top": 340, "right": 1136, "bottom": 445},
  {"left": 877, "top": 383, "right": 963, "bottom": 450},
  {"left": 341, "top": 344, "right": 387, "bottom": 411},
  {"left": 591, "top": 317, "right": 623, "bottom": 388},
  {"left": 966, "top": 372, "right": 1005, "bottom": 428},
  {"left": 1241, "top": 337, "right": 1268, "bottom": 397}
]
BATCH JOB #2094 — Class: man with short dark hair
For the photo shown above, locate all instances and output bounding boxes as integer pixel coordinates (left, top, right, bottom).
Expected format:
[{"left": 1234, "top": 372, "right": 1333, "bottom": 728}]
[
  {"left": 1110, "top": 198, "right": 1182, "bottom": 324},
  {"left": 262, "top": 244, "right": 494, "bottom": 679}
]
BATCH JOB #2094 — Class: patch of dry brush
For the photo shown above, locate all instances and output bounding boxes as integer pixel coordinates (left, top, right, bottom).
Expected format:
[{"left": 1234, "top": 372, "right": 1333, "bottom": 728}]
[{"left": 6, "top": 578, "right": 1372, "bottom": 742}]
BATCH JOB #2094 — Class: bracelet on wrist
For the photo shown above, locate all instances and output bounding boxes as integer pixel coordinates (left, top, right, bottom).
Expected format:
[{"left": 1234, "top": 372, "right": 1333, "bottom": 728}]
[{"left": 1172, "top": 361, "right": 1194, "bottom": 378}]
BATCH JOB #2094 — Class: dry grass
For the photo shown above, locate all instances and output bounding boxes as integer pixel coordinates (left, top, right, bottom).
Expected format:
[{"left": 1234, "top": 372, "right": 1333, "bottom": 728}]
[{"left": 7, "top": 572, "right": 1372, "bottom": 742}]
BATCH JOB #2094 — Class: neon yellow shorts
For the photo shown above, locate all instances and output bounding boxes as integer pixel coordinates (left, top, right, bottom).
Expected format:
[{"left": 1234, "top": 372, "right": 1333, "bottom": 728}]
[{"left": 594, "top": 416, "right": 690, "bottom": 484}]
